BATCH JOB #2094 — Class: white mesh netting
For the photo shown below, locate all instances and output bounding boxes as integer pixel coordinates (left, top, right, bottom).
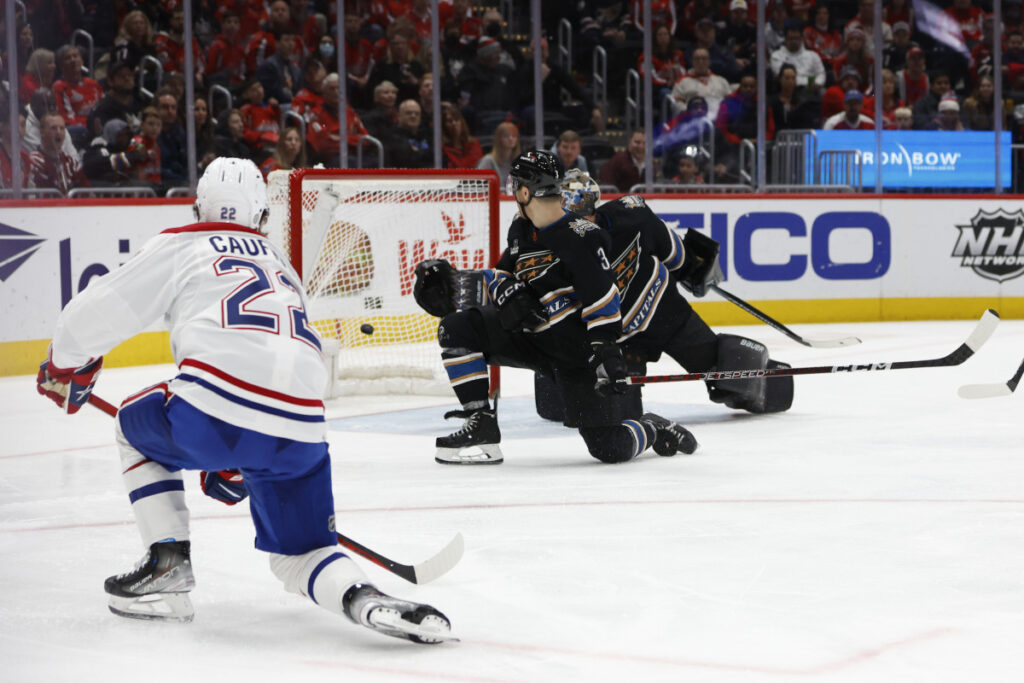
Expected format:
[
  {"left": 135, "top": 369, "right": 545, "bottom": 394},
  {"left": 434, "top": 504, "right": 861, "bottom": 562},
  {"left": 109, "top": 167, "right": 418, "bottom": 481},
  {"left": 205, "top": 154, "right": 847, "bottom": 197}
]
[{"left": 266, "top": 170, "right": 495, "bottom": 396}]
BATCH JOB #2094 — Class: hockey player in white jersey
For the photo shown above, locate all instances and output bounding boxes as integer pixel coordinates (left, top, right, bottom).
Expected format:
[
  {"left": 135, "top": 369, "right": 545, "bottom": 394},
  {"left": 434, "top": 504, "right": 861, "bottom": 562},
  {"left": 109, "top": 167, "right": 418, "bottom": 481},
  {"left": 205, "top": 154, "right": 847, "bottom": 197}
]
[{"left": 35, "top": 157, "right": 453, "bottom": 644}]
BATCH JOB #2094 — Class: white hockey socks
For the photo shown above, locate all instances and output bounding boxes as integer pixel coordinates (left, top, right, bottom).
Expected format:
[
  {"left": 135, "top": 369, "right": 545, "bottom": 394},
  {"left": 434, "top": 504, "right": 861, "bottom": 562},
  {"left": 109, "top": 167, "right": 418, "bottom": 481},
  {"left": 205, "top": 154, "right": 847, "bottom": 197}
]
[
  {"left": 116, "top": 418, "right": 190, "bottom": 547},
  {"left": 269, "top": 547, "right": 367, "bottom": 618}
]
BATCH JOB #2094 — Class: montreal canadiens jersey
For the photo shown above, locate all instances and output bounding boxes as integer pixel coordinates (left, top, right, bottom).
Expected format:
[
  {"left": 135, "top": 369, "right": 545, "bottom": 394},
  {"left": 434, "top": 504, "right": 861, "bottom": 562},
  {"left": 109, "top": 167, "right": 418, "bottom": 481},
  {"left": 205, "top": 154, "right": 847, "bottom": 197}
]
[
  {"left": 592, "top": 195, "right": 686, "bottom": 340},
  {"left": 50, "top": 221, "right": 327, "bottom": 442},
  {"left": 487, "top": 210, "right": 623, "bottom": 343}
]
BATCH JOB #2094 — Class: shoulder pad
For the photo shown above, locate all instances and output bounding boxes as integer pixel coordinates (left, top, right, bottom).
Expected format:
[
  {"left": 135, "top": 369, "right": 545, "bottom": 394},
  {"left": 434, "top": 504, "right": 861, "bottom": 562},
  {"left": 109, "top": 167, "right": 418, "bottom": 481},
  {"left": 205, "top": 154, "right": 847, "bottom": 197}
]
[{"left": 618, "top": 195, "right": 647, "bottom": 209}]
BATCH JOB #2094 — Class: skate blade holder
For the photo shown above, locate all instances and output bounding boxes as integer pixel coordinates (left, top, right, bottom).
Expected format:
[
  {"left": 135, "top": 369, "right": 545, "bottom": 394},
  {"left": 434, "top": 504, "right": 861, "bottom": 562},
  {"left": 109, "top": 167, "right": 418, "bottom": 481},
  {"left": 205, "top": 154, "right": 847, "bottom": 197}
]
[
  {"left": 107, "top": 592, "right": 195, "bottom": 623},
  {"left": 434, "top": 444, "right": 504, "bottom": 465}
]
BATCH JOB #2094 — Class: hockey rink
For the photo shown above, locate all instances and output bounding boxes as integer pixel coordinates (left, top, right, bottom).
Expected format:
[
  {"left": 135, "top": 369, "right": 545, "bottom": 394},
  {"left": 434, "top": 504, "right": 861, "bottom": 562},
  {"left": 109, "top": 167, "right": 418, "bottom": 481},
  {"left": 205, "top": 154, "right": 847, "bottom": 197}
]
[{"left": 2, "top": 317, "right": 1023, "bottom": 682}]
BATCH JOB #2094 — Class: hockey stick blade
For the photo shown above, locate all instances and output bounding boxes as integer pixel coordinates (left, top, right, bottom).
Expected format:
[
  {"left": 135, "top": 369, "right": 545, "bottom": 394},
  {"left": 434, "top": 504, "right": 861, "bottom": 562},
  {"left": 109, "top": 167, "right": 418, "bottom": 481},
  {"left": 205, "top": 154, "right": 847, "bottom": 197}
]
[
  {"left": 336, "top": 531, "right": 464, "bottom": 585},
  {"left": 957, "top": 356, "right": 1024, "bottom": 399},
  {"left": 628, "top": 309, "right": 999, "bottom": 385},
  {"left": 86, "top": 394, "right": 464, "bottom": 585},
  {"left": 709, "top": 284, "right": 862, "bottom": 348}
]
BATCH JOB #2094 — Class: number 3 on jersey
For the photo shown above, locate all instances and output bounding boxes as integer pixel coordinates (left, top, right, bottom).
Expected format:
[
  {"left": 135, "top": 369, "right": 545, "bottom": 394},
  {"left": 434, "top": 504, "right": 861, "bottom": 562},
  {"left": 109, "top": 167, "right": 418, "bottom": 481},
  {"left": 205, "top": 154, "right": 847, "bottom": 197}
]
[{"left": 214, "top": 257, "right": 321, "bottom": 351}]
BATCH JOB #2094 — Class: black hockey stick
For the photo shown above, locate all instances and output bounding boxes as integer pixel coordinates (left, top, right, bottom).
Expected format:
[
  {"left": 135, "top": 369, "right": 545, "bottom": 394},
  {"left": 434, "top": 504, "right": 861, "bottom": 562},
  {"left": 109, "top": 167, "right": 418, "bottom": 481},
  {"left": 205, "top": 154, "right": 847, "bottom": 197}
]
[
  {"left": 87, "top": 394, "right": 463, "bottom": 584},
  {"left": 627, "top": 309, "right": 999, "bottom": 386},
  {"left": 957, "top": 356, "right": 1024, "bottom": 399},
  {"left": 709, "top": 284, "right": 862, "bottom": 348}
]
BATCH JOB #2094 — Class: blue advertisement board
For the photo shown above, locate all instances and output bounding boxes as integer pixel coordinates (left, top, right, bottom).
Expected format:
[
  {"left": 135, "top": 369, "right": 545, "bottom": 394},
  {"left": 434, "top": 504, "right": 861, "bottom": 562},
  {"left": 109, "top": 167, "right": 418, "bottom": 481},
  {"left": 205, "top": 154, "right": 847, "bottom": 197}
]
[{"left": 813, "top": 130, "right": 1011, "bottom": 189}]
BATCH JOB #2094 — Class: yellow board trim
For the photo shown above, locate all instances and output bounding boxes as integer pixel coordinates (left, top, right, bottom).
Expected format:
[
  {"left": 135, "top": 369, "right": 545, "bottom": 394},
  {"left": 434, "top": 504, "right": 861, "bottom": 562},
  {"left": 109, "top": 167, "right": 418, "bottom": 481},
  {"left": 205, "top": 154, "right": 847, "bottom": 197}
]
[{"left": 3, "top": 297, "right": 1021, "bottom": 376}]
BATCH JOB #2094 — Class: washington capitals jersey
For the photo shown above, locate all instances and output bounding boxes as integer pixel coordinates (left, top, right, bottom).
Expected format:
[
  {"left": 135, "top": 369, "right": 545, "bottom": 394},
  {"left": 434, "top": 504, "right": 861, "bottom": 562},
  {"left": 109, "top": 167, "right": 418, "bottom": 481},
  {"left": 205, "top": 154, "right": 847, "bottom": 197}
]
[
  {"left": 486, "top": 210, "right": 623, "bottom": 343},
  {"left": 592, "top": 195, "right": 687, "bottom": 340},
  {"left": 50, "top": 222, "right": 327, "bottom": 442}
]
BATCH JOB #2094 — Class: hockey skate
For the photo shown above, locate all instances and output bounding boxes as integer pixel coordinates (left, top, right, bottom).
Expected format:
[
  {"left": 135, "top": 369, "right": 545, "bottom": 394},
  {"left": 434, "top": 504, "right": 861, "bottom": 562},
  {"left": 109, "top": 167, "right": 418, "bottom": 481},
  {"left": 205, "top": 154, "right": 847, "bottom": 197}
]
[
  {"left": 435, "top": 408, "right": 503, "bottom": 465},
  {"left": 642, "top": 413, "right": 699, "bottom": 456},
  {"left": 343, "top": 583, "right": 456, "bottom": 644},
  {"left": 104, "top": 540, "right": 195, "bottom": 622}
]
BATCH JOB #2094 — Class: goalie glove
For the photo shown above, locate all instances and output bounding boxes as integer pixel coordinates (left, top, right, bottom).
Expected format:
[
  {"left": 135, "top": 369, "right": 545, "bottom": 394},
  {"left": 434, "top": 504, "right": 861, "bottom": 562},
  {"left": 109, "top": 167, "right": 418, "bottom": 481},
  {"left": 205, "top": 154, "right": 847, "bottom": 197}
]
[
  {"left": 677, "top": 229, "right": 724, "bottom": 298},
  {"left": 492, "top": 278, "right": 546, "bottom": 331},
  {"left": 588, "top": 340, "right": 629, "bottom": 396},
  {"left": 36, "top": 351, "right": 104, "bottom": 414},
  {"left": 200, "top": 469, "right": 248, "bottom": 505},
  {"left": 413, "top": 259, "right": 457, "bottom": 318}
]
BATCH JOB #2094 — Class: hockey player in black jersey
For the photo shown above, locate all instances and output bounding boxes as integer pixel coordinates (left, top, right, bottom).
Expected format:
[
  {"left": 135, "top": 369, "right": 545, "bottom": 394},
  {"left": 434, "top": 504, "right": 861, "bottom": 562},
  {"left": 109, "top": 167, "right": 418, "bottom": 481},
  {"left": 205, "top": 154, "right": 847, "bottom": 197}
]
[
  {"left": 545, "top": 169, "right": 793, "bottom": 417},
  {"left": 415, "top": 151, "right": 696, "bottom": 465}
]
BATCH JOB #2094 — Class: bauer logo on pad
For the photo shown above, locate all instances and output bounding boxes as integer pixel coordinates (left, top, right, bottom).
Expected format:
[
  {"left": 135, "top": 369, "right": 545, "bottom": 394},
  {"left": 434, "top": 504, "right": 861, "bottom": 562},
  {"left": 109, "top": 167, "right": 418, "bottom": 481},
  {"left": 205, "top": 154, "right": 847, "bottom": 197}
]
[{"left": 952, "top": 209, "right": 1024, "bottom": 284}]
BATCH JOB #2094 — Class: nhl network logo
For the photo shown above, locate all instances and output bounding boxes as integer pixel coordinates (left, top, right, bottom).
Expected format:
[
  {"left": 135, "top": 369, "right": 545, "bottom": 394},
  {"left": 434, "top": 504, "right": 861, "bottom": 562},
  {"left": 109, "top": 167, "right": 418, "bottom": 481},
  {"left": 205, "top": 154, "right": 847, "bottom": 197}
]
[{"left": 951, "top": 209, "right": 1024, "bottom": 283}]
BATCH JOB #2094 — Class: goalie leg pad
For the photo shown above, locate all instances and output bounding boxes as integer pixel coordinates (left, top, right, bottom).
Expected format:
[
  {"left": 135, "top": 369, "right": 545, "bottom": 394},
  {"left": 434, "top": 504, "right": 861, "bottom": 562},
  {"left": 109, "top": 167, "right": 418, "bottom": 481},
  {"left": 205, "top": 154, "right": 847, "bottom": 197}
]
[
  {"left": 706, "top": 334, "right": 769, "bottom": 413},
  {"left": 533, "top": 373, "right": 565, "bottom": 422},
  {"left": 762, "top": 359, "right": 794, "bottom": 413}
]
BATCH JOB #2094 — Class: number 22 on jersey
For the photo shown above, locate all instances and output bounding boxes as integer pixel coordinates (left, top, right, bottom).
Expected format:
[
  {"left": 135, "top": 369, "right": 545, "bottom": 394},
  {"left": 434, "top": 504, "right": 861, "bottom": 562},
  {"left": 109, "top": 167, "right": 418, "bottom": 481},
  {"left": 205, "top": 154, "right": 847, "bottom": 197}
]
[{"left": 213, "top": 256, "right": 321, "bottom": 351}]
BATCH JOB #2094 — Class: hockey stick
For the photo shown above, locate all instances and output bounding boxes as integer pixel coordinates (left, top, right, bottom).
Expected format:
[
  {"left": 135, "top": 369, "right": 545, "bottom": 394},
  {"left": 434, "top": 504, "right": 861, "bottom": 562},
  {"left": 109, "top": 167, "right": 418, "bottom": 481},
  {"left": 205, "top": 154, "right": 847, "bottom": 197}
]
[
  {"left": 709, "top": 284, "right": 862, "bottom": 348},
  {"left": 627, "top": 309, "right": 999, "bottom": 386},
  {"left": 86, "top": 393, "right": 464, "bottom": 584},
  {"left": 957, "top": 356, "right": 1024, "bottom": 399}
]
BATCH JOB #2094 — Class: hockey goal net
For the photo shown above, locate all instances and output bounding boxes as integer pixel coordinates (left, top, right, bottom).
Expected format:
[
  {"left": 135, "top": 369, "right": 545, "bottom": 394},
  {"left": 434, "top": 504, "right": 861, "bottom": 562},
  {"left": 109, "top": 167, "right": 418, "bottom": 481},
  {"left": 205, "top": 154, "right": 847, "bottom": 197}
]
[{"left": 265, "top": 168, "right": 501, "bottom": 397}]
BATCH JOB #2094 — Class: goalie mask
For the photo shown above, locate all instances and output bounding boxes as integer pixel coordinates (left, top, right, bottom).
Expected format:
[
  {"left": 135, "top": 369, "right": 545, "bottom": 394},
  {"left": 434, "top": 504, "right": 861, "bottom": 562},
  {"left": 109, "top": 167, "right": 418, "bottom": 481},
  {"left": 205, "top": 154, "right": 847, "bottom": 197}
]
[
  {"left": 194, "top": 157, "right": 269, "bottom": 233},
  {"left": 560, "top": 169, "right": 600, "bottom": 216}
]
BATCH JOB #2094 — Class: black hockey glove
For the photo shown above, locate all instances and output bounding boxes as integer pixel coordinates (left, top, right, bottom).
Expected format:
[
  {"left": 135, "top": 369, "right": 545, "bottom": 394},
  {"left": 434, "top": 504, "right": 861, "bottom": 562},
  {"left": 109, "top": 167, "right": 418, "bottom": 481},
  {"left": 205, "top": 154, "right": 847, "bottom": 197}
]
[
  {"left": 413, "top": 259, "right": 456, "bottom": 317},
  {"left": 677, "top": 229, "right": 724, "bottom": 298},
  {"left": 493, "top": 279, "right": 546, "bottom": 331},
  {"left": 588, "top": 340, "right": 629, "bottom": 395}
]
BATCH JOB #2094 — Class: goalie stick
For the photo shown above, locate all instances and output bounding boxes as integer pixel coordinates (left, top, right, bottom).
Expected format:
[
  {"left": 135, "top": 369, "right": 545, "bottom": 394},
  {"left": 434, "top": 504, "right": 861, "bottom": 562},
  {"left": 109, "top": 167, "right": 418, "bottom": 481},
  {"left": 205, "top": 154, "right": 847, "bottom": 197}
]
[
  {"left": 627, "top": 309, "right": 999, "bottom": 386},
  {"left": 957, "top": 356, "right": 1024, "bottom": 399},
  {"left": 709, "top": 284, "right": 862, "bottom": 348},
  {"left": 86, "top": 394, "right": 464, "bottom": 584}
]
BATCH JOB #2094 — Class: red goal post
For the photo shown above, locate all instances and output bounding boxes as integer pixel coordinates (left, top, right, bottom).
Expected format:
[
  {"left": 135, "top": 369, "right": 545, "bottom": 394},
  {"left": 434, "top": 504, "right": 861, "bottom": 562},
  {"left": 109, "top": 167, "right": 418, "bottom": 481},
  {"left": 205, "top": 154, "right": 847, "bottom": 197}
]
[{"left": 265, "top": 168, "right": 502, "bottom": 397}]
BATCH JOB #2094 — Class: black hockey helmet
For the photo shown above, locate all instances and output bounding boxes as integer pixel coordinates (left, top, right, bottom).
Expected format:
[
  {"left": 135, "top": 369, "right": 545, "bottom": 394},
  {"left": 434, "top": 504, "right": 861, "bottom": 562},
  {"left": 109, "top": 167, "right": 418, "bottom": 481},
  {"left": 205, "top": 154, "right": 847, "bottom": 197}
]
[{"left": 507, "top": 150, "right": 565, "bottom": 199}]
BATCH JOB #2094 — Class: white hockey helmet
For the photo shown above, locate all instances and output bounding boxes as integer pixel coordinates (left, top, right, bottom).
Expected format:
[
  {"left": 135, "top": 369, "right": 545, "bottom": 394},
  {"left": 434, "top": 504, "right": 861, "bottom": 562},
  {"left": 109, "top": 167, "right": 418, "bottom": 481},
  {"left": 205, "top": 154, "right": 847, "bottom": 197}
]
[
  {"left": 560, "top": 168, "right": 601, "bottom": 216},
  {"left": 194, "top": 157, "right": 269, "bottom": 232}
]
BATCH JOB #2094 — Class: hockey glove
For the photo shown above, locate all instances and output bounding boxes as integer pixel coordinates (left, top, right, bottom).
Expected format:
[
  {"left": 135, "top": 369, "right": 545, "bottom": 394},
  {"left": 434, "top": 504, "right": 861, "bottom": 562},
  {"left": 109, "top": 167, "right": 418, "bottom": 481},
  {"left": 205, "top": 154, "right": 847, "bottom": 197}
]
[
  {"left": 493, "top": 278, "right": 547, "bottom": 331},
  {"left": 677, "top": 229, "right": 724, "bottom": 298},
  {"left": 200, "top": 469, "right": 248, "bottom": 505},
  {"left": 37, "top": 353, "right": 104, "bottom": 414},
  {"left": 588, "top": 340, "right": 629, "bottom": 395},
  {"left": 413, "top": 259, "right": 457, "bottom": 318}
]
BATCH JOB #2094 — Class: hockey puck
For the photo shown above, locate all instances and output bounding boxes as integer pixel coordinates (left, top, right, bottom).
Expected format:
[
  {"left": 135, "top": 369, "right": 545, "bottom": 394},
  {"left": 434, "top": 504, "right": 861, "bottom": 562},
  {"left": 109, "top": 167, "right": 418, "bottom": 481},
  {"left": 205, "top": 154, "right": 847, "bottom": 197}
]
[{"left": 360, "top": 323, "right": 374, "bottom": 335}]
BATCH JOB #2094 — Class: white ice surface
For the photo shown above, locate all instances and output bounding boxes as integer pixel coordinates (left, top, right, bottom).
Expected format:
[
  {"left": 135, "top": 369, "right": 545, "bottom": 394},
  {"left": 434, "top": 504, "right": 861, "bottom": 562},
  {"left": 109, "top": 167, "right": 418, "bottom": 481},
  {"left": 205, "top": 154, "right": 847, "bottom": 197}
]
[{"left": 2, "top": 317, "right": 1023, "bottom": 682}]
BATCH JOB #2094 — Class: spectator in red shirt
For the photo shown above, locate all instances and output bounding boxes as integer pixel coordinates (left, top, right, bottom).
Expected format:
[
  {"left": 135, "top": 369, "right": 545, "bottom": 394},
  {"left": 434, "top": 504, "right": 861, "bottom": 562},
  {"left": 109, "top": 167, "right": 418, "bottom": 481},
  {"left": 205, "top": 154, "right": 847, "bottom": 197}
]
[
  {"left": 631, "top": 0, "right": 677, "bottom": 35},
  {"left": 600, "top": 129, "right": 648, "bottom": 192},
  {"left": 862, "top": 68, "right": 904, "bottom": 129},
  {"left": 239, "top": 79, "right": 281, "bottom": 159},
  {"left": 291, "top": 58, "right": 327, "bottom": 121},
  {"left": 155, "top": 6, "right": 206, "bottom": 88},
  {"left": 207, "top": 10, "right": 247, "bottom": 89},
  {"left": 897, "top": 47, "right": 929, "bottom": 107},
  {"left": 820, "top": 65, "right": 862, "bottom": 120},
  {"left": 641, "top": 23, "right": 686, "bottom": 106},
  {"left": 52, "top": 45, "right": 103, "bottom": 149},
  {"left": 215, "top": 0, "right": 262, "bottom": 37},
  {"left": 440, "top": 102, "right": 482, "bottom": 169},
  {"left": 804, "top": 4, "right": 842, "bottom": 73},
  {"left": 29, "top": 111, "right": 88, "bottom": 194},
  {"left": 20, "top": 48, "right": 56, "bottom": 107},
  {"left": 832, "top": 27, "right": 873, "bottom": 86},
  {"left": 261, "top": 125, "right": 307, "bottom": 177},
  {"left": 823, "top": 89, "right": 875, "bottom": 129},
  {"left": 307, "top": 73, "right": 371, "bottom": 165},
  {"left": 244, "top": 0, "right": 306, "bottom": 75},
  {"left": 130, "top": 107, "right": 163, "bottom": 186},
  {"left": 344, "top": 13, "right": 376, "bottom": 109},
  {"left": 943, "top": 0, "right": 984, "bottom": 47}
]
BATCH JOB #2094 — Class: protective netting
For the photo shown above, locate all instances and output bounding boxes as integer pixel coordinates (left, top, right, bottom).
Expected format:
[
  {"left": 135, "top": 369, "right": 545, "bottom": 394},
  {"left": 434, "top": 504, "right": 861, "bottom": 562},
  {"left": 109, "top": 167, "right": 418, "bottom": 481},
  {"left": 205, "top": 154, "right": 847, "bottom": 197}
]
[{"left": 266, "top": 170, "right": 495, "bottom": 396}]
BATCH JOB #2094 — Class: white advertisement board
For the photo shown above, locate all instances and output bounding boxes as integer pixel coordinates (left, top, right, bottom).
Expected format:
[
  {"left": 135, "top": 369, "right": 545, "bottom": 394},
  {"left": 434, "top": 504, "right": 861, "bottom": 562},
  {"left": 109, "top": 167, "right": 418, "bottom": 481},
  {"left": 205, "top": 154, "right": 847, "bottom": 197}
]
[{"left": 2, "top": 195, "right": 1021, "bottom": 375}]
